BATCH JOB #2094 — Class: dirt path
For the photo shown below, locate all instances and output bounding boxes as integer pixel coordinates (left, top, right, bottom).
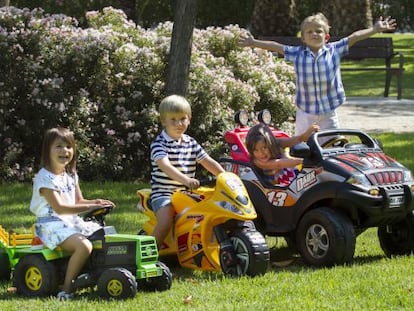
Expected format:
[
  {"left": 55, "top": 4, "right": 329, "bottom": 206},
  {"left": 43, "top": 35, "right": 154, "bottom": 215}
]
[{"left": 337, "top": 97, "right": 414, "bottom": 133}]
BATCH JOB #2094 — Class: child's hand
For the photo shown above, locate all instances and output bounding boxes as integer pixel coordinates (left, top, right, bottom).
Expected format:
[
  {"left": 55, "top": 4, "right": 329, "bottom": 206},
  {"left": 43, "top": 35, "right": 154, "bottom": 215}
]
[
  {"left": 238, "top": 33, "right": 254, "bottom": 47},
  {"left": 185, "top": 178, "right": 200, "bottom": 190},
  {"left": 302, "top": 123, "right": 320, "bottom": 141},
  {"left": 310, "top": 123, "right": 320, "bottom": 132},
  {"left": 94, "top": 199, "right": 116, "bottom": 208},
  {"left": 306, "top": 123, "right": 320, "bottom": 136},
  {"left": 375, "top": 16, "right": 397, "bottom": 32}
]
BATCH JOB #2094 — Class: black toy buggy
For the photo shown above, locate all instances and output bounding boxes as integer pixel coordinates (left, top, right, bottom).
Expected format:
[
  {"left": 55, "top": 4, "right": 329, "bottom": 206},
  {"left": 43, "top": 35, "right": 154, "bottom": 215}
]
[{"left": 220, "top": 110, "right": 414, "bottom": 267}]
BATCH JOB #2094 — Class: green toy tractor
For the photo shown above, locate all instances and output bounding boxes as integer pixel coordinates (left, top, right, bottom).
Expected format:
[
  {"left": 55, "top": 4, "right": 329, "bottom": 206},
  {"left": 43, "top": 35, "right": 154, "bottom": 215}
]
[{"left": 0, "top": 206, "right": 172, "bottom": 299}]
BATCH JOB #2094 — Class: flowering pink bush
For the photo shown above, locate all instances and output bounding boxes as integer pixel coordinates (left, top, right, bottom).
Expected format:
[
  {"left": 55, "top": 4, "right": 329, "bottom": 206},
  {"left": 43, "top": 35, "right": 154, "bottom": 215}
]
[{"left": 0, "top": 6, "right": 295, "bottom": 181}]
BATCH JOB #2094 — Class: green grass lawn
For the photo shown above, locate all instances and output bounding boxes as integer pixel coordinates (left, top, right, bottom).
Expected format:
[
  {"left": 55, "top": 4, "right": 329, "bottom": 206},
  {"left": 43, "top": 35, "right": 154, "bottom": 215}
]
[
  {"left": 1, "top": 133, "right": 413, "bottom": 310},
  {"left": 342, "top": 33, "right": 414, "bottom": 99}
]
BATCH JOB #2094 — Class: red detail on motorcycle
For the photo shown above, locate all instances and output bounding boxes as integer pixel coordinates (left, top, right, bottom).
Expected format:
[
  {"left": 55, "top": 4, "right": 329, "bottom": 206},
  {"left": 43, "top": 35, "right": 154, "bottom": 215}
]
[{"left": 178, "top": 232, "right": 189, "bottom": 253}]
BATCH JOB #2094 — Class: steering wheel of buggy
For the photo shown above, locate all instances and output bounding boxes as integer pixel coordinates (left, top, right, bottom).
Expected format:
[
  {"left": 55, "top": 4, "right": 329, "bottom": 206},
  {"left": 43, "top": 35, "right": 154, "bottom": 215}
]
[
  {"left": 321, "top": 136, "right": 349, "bottom": 148},
  {"left": 81, "top": 204, "right": 113, "bottom": 222}
]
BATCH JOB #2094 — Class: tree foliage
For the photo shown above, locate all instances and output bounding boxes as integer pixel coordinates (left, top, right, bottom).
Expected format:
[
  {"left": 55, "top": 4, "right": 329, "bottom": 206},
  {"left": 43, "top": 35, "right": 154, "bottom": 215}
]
[{"left": 0, "top": 6, "right": 295, "bottom": 182}]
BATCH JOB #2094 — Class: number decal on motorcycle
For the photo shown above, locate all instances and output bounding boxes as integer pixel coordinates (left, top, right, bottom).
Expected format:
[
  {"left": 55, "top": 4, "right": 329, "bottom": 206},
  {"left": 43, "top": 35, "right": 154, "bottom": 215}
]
[{"left": 267, "top": 191, "right": 287, "bottom": 206}]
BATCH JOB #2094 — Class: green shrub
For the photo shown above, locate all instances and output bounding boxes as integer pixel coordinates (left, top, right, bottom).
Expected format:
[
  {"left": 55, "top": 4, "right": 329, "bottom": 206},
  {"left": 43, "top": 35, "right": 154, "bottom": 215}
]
[{"left": 0, "top": 6, "right": 295, "bottom": 182}]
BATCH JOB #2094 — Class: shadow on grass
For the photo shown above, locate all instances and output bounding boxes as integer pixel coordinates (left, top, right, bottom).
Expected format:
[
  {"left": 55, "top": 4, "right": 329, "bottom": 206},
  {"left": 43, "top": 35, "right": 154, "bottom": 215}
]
[{"left": 267, "top": 245, "right": 387, "bottom": 272}]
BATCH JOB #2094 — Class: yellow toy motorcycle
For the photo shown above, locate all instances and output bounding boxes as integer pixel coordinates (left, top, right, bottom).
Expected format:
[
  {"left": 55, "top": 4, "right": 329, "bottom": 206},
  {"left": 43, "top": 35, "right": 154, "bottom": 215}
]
[{"left": 136, "top": 172, "right": 269, "bottom": 277}]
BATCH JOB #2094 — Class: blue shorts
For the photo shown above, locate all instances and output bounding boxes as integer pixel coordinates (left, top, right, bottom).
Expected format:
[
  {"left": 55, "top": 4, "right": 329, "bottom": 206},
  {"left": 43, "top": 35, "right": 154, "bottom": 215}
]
[{"left": 151, "top": 197, "right": 172, "bottom": 213}]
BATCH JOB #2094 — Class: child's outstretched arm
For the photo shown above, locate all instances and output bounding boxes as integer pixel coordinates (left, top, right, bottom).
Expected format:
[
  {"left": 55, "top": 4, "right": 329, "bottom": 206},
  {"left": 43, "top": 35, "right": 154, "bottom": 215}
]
[
  {"left": 75, "top": 185, "right": 115, "bottom": 208},
  {"left": 200, "top": 155, "right": 225, "bottom": 176},
  {"left": 279, "top": 124, "right": 320, "bottom": 148},
  {"left": 348, "top": 16, "right": 397, "bottom": 47},
  {"left": 254, "top": 157, "right": 302, "bottom": 172},
  {"left": 41, "top": 186, "right": 113, "bottom": 215},
  {"left": 238, "top": 32, "right": 285, "bottom": 55}
]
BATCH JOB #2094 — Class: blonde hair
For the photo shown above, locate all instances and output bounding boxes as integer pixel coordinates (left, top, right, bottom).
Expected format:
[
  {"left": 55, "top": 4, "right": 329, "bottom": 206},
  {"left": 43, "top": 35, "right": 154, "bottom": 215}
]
[
  {"left": 300, "top": 12, "right": 330, "bottom": 34},
  {"left": 159, "top": 95, "right": 192, "bottom": 122}
]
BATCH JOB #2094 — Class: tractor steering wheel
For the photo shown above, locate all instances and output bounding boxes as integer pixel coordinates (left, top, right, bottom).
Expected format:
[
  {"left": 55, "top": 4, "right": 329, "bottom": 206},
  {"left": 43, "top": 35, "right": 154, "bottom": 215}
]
[{"left": 81, "top": 205, "right": 113, "bottom": 226}]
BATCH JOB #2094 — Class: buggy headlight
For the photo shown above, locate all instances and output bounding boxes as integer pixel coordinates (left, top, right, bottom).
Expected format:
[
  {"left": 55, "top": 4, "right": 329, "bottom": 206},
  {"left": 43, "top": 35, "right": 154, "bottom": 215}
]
[
  {"left": 346, "top": 173, "right": 371, "bottom": 187},
  {"left": 257, "top": 109, "right": 272, "bottom": 125},
  {"left": 404, "top": 170, "right": 413, "bottom": 182},
  {"left": 234, "top": 110, "right": 249, "bottom": 126}
]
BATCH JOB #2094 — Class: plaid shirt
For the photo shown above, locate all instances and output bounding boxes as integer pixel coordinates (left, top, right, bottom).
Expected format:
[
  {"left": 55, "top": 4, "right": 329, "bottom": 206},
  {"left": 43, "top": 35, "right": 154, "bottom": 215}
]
[{"left": 284, "top": 37, "right": 349, "bottom": 114}]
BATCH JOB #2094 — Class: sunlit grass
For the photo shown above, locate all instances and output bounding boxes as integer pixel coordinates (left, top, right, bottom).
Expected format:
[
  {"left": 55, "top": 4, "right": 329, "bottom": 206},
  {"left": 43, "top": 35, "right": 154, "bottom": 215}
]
[
  {"left": 342, "top": 33, "right": 414, "bottom": 99},
  {"left": 0, "top": 133, "right": 413, "bottom": 310}
]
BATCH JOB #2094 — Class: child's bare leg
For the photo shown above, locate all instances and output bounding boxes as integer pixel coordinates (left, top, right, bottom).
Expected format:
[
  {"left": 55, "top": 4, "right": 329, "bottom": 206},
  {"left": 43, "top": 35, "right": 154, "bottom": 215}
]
[
  {"left": 153, "top": 204, "right": 174, "bottom": 248},
  {"left": 59, "top": 234, "right": 93, "bottom": 293}
]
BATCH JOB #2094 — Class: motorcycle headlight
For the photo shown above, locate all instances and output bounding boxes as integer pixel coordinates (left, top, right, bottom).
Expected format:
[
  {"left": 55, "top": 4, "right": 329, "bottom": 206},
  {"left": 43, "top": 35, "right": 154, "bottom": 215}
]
[
  {"left": 346, "top": 173, "right": 371, "bottom": 187},
  {"left": 215, "top": 201, "right": 243, "bottom": 215}
]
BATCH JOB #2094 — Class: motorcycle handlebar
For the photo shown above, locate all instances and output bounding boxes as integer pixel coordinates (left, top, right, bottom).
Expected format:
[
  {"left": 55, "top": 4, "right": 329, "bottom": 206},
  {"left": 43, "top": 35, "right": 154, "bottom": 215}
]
[{"left": 199, "top": 175, "right": 216, "bottom": 187}]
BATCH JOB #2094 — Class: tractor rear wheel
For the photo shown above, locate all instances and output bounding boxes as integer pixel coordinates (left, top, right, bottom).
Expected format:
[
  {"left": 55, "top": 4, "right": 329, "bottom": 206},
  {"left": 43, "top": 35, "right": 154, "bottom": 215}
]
[{"left": 14, "top": 255, "right": 58, "bottom": 297}]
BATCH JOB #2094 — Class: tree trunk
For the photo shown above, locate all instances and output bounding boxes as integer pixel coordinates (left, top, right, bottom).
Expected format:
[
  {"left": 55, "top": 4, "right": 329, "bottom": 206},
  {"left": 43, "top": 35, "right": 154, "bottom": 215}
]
[
  {"left": 165, "top": 0, "right": 198, "bottom": 97},
  {"left": 0, "top": 0, "right": 10, "bottom": 7}
]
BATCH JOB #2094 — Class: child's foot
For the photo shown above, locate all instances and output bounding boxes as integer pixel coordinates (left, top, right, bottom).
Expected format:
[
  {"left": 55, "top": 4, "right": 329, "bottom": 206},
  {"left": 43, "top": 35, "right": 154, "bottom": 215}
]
[{"left": 56, "top": 291, "right": 74, "bottom": 300}]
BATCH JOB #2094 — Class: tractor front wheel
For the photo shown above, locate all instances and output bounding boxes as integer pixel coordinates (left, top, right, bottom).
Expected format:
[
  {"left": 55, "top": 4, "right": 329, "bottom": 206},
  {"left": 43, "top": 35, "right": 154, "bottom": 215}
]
[
  {"left": 97, "top": 268, "right": 137, "bottom": 299},
  {"left": 137, "top": 261, "right": 172, "bottom": 292}
]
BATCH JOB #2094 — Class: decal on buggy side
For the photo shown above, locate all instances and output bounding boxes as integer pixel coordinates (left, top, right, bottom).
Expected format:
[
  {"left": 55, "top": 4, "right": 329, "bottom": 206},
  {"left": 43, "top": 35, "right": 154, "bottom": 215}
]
[
  {"left": 267, "top": 191, "right": 288, "bottom": 207},
  {"left": 296, "top": 171, "right": 317, "bottom": 191}
]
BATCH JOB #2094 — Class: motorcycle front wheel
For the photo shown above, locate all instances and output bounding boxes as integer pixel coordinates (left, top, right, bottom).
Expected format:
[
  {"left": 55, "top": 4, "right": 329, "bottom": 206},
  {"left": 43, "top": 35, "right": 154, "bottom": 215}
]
[{"left": 220, "top": 229, "right": 269, "bottom": 277}]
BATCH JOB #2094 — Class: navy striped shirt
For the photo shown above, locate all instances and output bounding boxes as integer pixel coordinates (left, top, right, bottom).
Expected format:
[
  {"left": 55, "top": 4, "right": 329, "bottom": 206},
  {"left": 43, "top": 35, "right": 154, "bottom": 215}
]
[
  {"left": 284, "top": 37, "right": 349, "bottom": 114},
  {"left": 150, "top": 130, "right": 208, "bottom": 201}
]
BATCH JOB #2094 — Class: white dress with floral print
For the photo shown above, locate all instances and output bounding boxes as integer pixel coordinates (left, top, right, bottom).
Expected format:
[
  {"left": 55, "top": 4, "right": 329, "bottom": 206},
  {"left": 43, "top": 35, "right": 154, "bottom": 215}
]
[{"left": 29, "top": 168, "right": 101, "bottom": 250}]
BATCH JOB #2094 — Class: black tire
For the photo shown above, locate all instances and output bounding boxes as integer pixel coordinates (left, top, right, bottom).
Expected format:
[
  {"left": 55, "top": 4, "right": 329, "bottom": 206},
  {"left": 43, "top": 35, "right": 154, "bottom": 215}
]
[
  {"left": 137, "top": 261, "right": 172, "bottom": 292},
  {"left": 220, "top": 229, "right": 269, "bottom": 277},
  {"left": 97, "top": 267, "right": 137, "bottom": 299},
  {"left": 0, "top": 249, "right": 11, "bottom": 281},
  {"left": 14, "top": 255, "right": 58, "bottom": 297},
  {"left": 378, "top": 216, "right": 414, "bottom": 257},
  {"left": 284, "top": 234, "right": 299, "bottom": 254},
  {"left": 296, "top": 207, "right": 356, "bottom": 267}
]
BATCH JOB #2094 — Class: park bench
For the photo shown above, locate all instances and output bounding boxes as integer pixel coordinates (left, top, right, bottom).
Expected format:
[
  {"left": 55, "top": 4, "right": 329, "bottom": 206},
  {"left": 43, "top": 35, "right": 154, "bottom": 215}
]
[{"left": 259, "top": 36, "right": 404, "bottom": 99}]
